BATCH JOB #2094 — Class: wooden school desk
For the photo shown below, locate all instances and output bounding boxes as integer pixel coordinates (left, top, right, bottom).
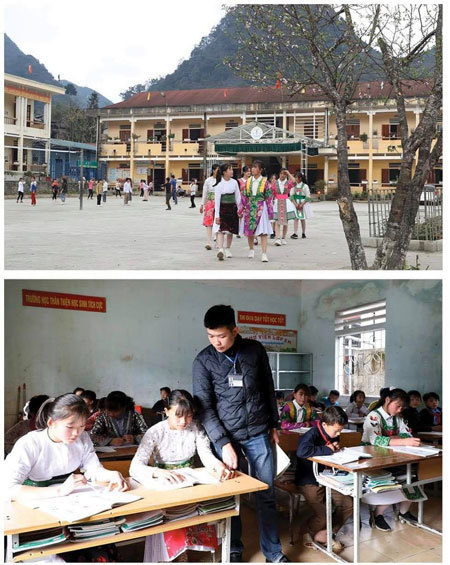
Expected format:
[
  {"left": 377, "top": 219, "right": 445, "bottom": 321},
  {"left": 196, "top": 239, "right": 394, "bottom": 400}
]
[
  {"left": 416, "top": 431, "right": 442, "bottom": 446},
  {"left": 347, "top": 417, "right": 365, "bottom": 432},
  {"left": 96, "top": 446, "right": 138, "bottom": 477},
  {"left": 4, "top": 472, "right": 267, "bottom": 563},
  {"left": 278, "top": 429, "right": 362, "bottom": 454},
  {"left": 308, "top": 445, "right": 442, "bottom": 563}
]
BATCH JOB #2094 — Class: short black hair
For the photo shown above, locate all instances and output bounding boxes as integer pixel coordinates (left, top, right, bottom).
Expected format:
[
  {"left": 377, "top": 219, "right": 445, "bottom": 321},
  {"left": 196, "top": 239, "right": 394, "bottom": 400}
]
[
  {"left": 106, "top": 390, "right": 135, "bottom": 412},
  {"left": 204, "top": 305, "right": 236, "bottom": 330},
  {"left": 160, "top": 387, "right": 171, "bottom": 394},
  {"left": 423, "top": 392, "right": 440, "bottom": 402},
  {"left": 329, "top": 390, "right": 340, "bottom": 397},
  {"left": 322, "top": 406, "right": 348, "bottom": 426},
  {"left": 309, "top": 385, "right": 318, "bottom": 395},
  {"left": 28, "top": 395, "right": 50, "bottom": 416},
  {"left": 407, "top": 390, "right": 422, "bottom": 400},
  {"left": 73, "top": 387, "right": 85, "bottom": 395},
  {"left": 81, "top": 390, "right": 97, "bottom": 403},
  {"left": 294, "top": 383, "right": 310, "bottom": 395},
  {"left": 349, "top": 390, "right": 366, "bottom": 403}
]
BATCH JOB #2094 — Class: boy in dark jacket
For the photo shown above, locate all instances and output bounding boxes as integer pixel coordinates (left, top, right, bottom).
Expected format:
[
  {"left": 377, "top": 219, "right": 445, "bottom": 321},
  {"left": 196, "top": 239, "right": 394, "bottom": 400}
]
[
  {"left": 402, "top": 390, "right": 433, "bottom": 434},
  {"left": 295, "top": 406, "right": 352, "bottom": 553},
  {"left": 193, "top": 304, "right": 289, "bottom": 563},
  {"left": 420, "top": 392, "right": 442, "bottom": 430}
]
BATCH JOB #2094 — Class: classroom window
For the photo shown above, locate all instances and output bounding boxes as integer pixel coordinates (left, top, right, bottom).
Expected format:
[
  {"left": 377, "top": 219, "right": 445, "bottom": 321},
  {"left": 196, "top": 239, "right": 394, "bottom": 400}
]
[{"left": 335, "top": 300, "right": 386, "bottom": 397}]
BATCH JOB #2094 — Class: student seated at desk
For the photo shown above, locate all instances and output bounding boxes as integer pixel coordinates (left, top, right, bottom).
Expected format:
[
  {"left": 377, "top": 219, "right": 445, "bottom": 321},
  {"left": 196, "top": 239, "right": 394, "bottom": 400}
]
[
  {"left": 345, "top": 390, "right": 369, "bottom": 418},
  {"left": 362, "top": 388, "right": 421, "bottom": 532},
  {"left": 420, "top": 392, "right": 442, "bottom": 431},
  {"left": 81, "top": 389, "right": 98, "bottom": 415},
  {"left": 4, "top": 394, "right": 49, "bottom": 455},
  {"left": 367, "top": 387, "right": 390, "bottom": 412},
  {"left": 295, "top": 406, "right": 353, "bottom": 554},
  {"left": 152, "top": 386, "right": 171, "bottom": 414},
  {"left": 402, "top": 390, "right": 441, "bottom": 435},
  {"left": 129, "top": 389, "right": 234, "bottom": 563},
  {"left": 4, "top": 393, "right": 128, "bottom": 503},
  {"left": 308, "top": 386, "right": 325, "bottom": 412},
  {"left": 280, "top": 383, "right": 319, "bottom": 430},
  {"left": 90, "top": 390, "right": 148, "bottom": 446},
  {"left": 84, "top": 396, "right": 106, "bottom": 432},
  {"left": 321, "top": 389, "right": 340, "bottom": 408}
]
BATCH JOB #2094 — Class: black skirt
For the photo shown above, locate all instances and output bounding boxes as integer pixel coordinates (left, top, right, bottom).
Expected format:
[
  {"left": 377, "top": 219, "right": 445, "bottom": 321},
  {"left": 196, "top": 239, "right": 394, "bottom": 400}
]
[{"left": 219, "top": 202, "right": 239, "bottom": 234}]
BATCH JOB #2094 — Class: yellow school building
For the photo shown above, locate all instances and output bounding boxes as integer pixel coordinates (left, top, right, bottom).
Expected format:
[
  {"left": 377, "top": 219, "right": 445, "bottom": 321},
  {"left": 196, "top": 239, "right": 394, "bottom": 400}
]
[{"left": 95, "top": 81, "right": 442, "bottom": 192}]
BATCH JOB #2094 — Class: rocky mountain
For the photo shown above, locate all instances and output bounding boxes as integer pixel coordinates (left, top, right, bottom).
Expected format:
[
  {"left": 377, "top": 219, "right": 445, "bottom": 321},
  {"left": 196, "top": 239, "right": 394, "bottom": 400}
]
[{"left": 4, "top": 34, "right": 112, "bottom": 108}]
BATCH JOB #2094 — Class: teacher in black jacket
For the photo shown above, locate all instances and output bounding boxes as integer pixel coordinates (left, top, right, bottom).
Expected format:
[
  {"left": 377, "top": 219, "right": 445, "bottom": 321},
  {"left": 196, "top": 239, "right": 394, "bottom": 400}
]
[{"left": 193, "top": 304, "right": 290, "bottom": 563}]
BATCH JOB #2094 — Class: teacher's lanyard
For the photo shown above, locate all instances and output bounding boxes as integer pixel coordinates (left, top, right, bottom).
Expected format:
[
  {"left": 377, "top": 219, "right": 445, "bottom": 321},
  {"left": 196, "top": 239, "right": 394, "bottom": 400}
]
[
  {"left": 224, "top": 352, "right": 243, "bottom": 387},
  {"left": 223, "top": 352, "right": 239, "bottom": 373}
]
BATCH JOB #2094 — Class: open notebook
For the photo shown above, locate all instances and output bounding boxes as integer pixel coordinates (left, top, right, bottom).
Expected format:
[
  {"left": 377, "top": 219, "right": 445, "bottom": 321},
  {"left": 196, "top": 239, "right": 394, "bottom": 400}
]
[
  {"left": 21, "top": 484, "right": 142, "bottom": 523},
  {"left": 313, "top": 447, "right": 373, "bottom": 465},
  {"left": 131, "top": 467, "right": 221, "bottom": 491}
]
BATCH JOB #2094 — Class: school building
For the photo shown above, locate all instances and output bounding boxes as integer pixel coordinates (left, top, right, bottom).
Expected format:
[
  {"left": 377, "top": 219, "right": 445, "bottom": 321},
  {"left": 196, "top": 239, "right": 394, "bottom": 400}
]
[
  {"left": 4, "top": 74, "right": 98, "bottom": 180},
  {"left": 95, "top": 80, "right": 442, "bottom": 192}
]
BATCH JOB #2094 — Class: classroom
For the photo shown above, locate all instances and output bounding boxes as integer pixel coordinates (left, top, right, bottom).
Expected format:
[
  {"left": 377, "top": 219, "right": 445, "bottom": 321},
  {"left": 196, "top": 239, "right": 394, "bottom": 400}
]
[{"left": 4, "top": 279, "right": 442, "bottom": 563}]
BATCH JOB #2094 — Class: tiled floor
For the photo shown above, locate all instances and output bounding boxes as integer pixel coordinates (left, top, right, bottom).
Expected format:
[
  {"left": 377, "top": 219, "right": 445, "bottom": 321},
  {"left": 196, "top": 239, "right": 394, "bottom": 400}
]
[{"left": 117, "top": 492, "right": 442, "bottom": 562}]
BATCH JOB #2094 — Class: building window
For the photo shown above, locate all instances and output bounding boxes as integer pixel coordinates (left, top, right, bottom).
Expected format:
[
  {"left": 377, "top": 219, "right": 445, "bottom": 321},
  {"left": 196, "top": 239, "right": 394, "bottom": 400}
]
[
  {"left": 346, "top": 119, "right": 360, "bottom": 139},
  {"left": 335, "top": 300, "right": 386, "bottom": 396}
]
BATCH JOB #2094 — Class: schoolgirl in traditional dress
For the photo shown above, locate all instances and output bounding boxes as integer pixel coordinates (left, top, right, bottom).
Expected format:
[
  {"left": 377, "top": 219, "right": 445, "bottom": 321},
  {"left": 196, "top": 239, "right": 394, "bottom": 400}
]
[
  {"left": 129, "top": 390, "right": 234, "bottom": 562},
  {"left": 237, "top": 166, "right": 251, "bottom": 239},
  {"left": 213, "top": 163, "right": 241, "bottom": 261},
  {"left": 4, "top": 394, "right": 128, "bottom": 502},
  {"left": 280, "top": 383, "right": 319, "bottom": 430},
  {"left": 272, "top": 168, "right": 297, "bottom": 246},
  {"left": 90, "top": 390, "right": 148, "bottom": 446},
  {"left": 239, "top": 160, "right": 274, "bottom": 262},
  {"left": 200, "top": 164, "right": 219, "bottom": 250},
  {"left": 361, "top": 388, "right": 423, "bottom": 532},
  {"left": 290, "top": 172, "right": 312, "bottom": 239}
]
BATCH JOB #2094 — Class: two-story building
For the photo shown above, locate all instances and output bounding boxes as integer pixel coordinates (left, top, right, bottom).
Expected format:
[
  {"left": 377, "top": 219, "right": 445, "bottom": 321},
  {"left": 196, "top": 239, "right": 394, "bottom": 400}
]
[{"left": 94, "top": 81, "right": 442, "bottom": 192}]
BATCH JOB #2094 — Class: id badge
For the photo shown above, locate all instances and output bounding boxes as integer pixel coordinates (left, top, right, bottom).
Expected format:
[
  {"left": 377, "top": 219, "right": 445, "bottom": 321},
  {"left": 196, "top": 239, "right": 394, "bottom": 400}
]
[{"left": 228, "top": 373, "right": 244, "bottom": 387}]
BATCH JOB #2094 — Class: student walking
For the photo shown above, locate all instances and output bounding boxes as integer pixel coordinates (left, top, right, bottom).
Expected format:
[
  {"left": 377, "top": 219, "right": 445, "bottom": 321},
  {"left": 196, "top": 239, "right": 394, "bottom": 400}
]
[
  {"left": 193, "top": 305, "right": 290, "bottom": 563},
  {"left": 189, "top": 179, "right": 198, "bottom": 208},
  {"left": 170, "top": 174, "right": 178, "bottom": 205},
  {"left": 123, "top": 178, "right": 132, "bottom": 205},
  {"left": 239, "top": 160, "right": 274, "bottom": 262},
  {"left": 60, "top": 177, "right": 68, "bottom": 204},
  {"left": 164, "top": 177, "right": 172, "bottom": 210},
  {"left": 115, "top": 179, "right": 122, "bottom": 198},
  {"left": 237, "top": 166, "right": 251, "bottom": 239},
  {"left": 200, "top": 164, "right": 219, "bottom": 250},
  {"left": 96, "top": 179, "right": 103, "bottom": 206},
  {"left": 16, "top": 178, "right": 25, "bottom": 203},
  {"left": 30, "top": 176, "right": 37, "bottom": 206},
  {"left": 290, "top": 172, "right": 312, "bottom": 239},
  {"left": 272, "top": 169, "right": 296, "bottom": 246},
  {"left": 213, "top": 164, "right": 241, "bottom": 260},
  {"left": 102, "top": 179, "right": 108, "bottom": 203},
  {"left": 51, "top": 178, "right": 59, "bottom": 201},
  {"left": 88, "top": 178, "right": 94, "bottom": 199},
  {"left": 142, "top": 179, "right": 149, "bottom": 201}
]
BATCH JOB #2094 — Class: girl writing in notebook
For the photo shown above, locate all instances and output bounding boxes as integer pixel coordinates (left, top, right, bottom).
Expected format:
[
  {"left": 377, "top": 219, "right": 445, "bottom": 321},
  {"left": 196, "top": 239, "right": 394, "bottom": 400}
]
[
  {"left": 129, "top": 389, "right": 234, "bottom": 562},
  {"left": 361, "top": 388, "right": 421, "bottom": 531},
  {"left": 4, "top": 393, "right": 128, "bottom": 502}
]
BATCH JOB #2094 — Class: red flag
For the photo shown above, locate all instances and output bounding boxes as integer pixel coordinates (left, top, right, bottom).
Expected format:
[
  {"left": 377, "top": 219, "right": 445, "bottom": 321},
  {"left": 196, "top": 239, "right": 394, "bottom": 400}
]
[
  {"left": 224, "top": 88, "right": 228, "bottom": 98},
  {"left": 28, "top": 64, "right": 32, "bottom": 74}
]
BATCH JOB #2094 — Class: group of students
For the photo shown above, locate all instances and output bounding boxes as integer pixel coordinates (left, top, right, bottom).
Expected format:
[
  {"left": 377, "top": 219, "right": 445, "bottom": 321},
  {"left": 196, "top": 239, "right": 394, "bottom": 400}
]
[
  {"left": 200, "top": 161, "right": 312, "bottom": 263},
  {"left": 276, "top": 382, "right": 442, "bottom": 552}
]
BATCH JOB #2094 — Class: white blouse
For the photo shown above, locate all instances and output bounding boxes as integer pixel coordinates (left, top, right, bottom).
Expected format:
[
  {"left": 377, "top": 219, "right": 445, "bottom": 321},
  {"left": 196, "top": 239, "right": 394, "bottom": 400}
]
[
  {"left": 129, "top": 419, "right": 221, "bottom": 484},
  {"left": 214, "top": 178, "right": 241, "bottom": 217},
  {"left": 345, "top": 401, "right": 369, "bottom": 418},
  {"left": 201, "top": 176, "right": 216, "bottom": 205},
  {"left": 4, "top": 429, "right": 109, "bottom": 499},
  {"left": 361, "top": 406, "right": 411, "bottom": 446}
]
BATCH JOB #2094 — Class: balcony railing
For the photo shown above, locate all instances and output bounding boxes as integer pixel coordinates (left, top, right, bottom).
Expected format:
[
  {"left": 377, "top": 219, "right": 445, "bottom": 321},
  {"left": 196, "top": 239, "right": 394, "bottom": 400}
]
[
  {"left": 26, "top": 120, "right": 46, "bottom": 130},
  {"left": 4, "top": 117, "right": 17, "bottom": 125}
]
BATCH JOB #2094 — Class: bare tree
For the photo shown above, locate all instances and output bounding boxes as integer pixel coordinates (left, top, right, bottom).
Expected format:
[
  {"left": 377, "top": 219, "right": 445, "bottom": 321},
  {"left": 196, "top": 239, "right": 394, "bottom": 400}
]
[
  {"left": 369, "top": 4, "right": 442, "bottom": 269},
  {"left": 225, "top": 4, "right": 441, "bottom": 269}
]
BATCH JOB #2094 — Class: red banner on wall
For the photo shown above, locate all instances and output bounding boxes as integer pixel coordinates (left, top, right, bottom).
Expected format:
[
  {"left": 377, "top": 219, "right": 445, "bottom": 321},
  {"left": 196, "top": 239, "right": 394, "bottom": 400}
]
[
  {"left": 238, "top": 310, "right": 286, "bottom": 326},
  {"left": 22, "top": 289, "right": 106, "bottom": 313}
]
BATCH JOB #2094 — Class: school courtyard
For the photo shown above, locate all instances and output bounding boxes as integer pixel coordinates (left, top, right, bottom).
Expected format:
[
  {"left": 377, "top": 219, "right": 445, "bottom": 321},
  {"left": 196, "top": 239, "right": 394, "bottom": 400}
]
[{"left": 4, "top": 195, "right": 442, "bottom": 270}]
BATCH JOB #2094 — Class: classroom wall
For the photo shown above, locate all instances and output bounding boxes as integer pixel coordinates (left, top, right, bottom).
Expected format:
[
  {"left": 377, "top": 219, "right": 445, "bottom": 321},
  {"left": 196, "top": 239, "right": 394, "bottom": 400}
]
[
  {"left": 299, "top": 279, "right": 442, "bottom": 400},
  {"left": 4, "top": 280, "right": 302, "bottom": 429}
]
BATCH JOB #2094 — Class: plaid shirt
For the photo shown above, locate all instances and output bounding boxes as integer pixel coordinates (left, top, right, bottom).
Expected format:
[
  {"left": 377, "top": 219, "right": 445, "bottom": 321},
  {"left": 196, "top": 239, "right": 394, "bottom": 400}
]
[{"left": 90, "top": 410, "right": 148, "bottom": 446}]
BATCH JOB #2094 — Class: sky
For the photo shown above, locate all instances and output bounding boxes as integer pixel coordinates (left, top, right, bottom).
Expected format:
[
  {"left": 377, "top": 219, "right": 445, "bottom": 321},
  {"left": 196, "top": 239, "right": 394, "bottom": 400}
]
[{"left": 4, "top": 0, "right": 229, "bottom": 103}]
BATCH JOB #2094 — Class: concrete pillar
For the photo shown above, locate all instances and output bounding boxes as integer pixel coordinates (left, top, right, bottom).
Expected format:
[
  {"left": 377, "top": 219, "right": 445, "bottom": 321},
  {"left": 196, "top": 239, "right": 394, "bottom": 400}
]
[
  {"left": 45, "top": 141, "right": 50, "bottom": 176},
  {"left": 44, "top": 100, "right": 51, "bottom": 138},
  {"left": 368, "top": 111, "right": 374, "bottom": 189},
  {"left": 130, "top": 118, "right": 135, "bottom": 182},
  {"left": 324, "top": 156, "right": 329, "bottom": 195},
  {"left": 165, "top": 113, "right": 170, "bottom": 179},
  {"left": 281, "top": 156, "right": 287, "bottom": 168},
  {"left": 17, "top": 136, "right": 24, "bottom": 173},
  {"left": 282, "top": 111, "right": 287, "bottom": 137}
]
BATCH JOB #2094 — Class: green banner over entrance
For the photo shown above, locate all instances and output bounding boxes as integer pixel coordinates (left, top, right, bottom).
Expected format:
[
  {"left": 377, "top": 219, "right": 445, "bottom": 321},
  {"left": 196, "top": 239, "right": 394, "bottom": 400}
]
[{"left": 215, "top": 142, "right": 318, "bottom": 156}]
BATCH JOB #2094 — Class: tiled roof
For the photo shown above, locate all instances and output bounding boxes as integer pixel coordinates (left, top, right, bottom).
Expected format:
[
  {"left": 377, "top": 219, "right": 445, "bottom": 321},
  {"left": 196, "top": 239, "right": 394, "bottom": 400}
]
[{"left": 103, "top": 80, "right": 432, "bottom": 109}]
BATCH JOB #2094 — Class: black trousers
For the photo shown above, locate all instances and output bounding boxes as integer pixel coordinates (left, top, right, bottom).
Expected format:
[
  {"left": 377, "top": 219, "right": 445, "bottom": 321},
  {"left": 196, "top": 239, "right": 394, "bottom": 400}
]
[
  {"left": 17, "top": 191, "right": 24, "bottom": 202},
  {"left": 88, "top": 189, "right": 93, "bottom": 199},
  {"left": 190, "top": 194, "right": 196, "bottom": 207},
  {"left": 97, "top": 193, "right": 102, "bottom": 205},
  {"left": 165, "top": 194, "right": 171, "bottom": 209}
]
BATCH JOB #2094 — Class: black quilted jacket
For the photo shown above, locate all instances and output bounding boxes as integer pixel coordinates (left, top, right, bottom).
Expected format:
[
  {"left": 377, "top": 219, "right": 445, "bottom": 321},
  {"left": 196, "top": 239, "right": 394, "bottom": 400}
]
[{"left": 192, "top": 334, "right": 279, "bottom": 448}]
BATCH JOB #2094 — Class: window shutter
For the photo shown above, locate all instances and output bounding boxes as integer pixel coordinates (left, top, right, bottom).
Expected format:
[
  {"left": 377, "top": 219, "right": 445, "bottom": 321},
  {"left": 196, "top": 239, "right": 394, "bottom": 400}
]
[
  {"left": 182, "top": 129, "right": 189, "bottom": 141},
  {"left": 381, "top": 169, "right": 389, "bottom": 184},
  {"left": 182, "top": 168, "right": 189, "bottom": 182},
  {"left": 316, "top": 169, "right": 324, "bottom": 181},
  {"left": 382, "top": 125, "right": 390, "bottom": 139},
  {"left": 359, "top": 169, "right": 367, "bottom": 182},
  {"left": 119, "top": 130, "right": 130, "bottom": 142},
  {"left": 147, "top": 129, "right": 153, "bottom": 141}
]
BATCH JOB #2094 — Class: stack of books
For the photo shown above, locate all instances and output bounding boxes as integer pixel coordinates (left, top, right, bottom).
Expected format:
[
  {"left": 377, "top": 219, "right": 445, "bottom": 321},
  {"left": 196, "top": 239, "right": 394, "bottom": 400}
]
[
  {"left": 318, "top": 471, "right": 356, "bottom": 494},
  {"left": 12, "top": 527, "right": 68, "bottom": 552},
  {"left": 197, "top": 496, "right": 236, "bottom": 515},
  {"left": 165, "top": 503, "right": 198, "bottom": 522},
  {"left": 68, "top": 518, "right": 125, "bottom": 542},
  {"left": 363, "top": 470, "right": 401, "bottom": 493},
  {"left": 121, "top": 510, "right": 165, "bottom": 532}
]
